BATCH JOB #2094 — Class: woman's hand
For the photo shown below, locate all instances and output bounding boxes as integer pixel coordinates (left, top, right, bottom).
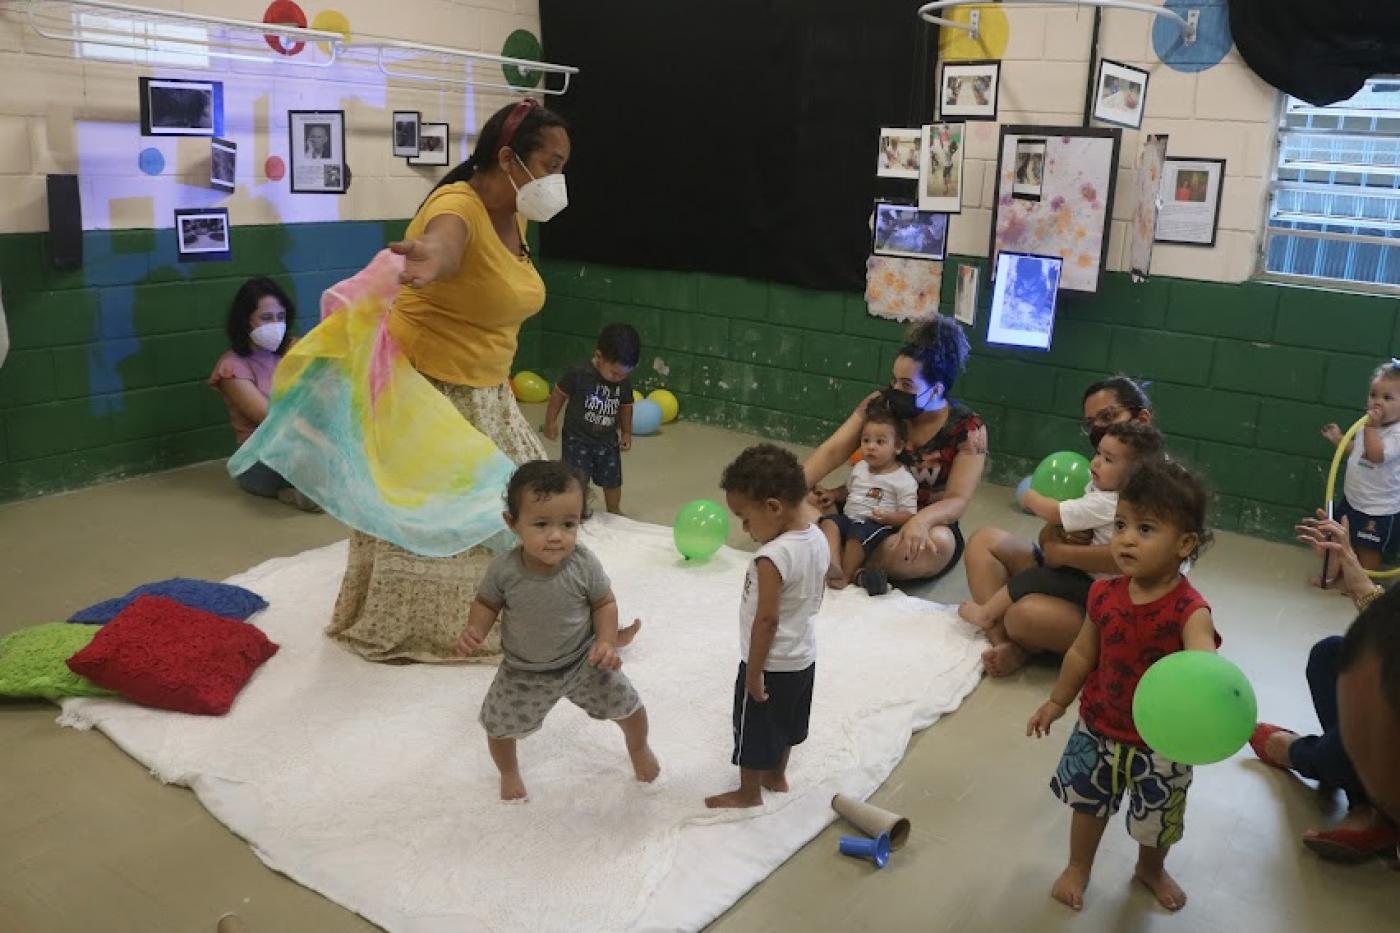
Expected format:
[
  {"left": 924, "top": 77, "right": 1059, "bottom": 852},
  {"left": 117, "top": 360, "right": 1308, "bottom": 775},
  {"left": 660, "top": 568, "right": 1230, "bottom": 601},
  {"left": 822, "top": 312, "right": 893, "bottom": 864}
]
[
  {"left": 1321, "top": 422, "right": 1343, "bottom": 445},
  {"left": 895, "top": 512, "right": 935, "bottom": 562},
  {"left": 1026, "top": 700, "right": 1066, "bottom": 738},
  {"left": 390, "top": 235, "right": 455, "bottom": 288},
  {"left": 1297, "top": 510, "right": 1372, "bottom": 599}
]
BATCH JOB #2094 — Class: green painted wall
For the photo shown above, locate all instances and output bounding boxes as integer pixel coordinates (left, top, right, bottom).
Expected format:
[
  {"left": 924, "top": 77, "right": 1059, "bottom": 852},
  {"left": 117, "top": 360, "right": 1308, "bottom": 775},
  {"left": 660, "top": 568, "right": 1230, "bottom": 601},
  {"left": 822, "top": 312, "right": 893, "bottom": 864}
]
[
  {"left": 533, "top": 257, "right": 1399, "bottom": 543},
  {"left": 0, "top": 220, "right": 544, "bottom": 502}
]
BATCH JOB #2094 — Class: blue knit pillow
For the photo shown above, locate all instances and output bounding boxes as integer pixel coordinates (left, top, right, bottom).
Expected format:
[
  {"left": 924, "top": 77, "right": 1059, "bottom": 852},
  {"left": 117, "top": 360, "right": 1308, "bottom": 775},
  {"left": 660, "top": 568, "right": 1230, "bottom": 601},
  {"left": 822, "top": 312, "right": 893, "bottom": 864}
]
[{"left": 69, "top": 578, "right": 268, "bottom": 625}]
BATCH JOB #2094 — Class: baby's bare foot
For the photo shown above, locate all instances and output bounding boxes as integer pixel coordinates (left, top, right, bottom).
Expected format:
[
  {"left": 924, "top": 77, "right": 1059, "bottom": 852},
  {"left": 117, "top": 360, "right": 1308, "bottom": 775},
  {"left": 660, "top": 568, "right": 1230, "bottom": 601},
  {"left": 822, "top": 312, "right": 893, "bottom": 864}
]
[
  {"left": 958, "top": 599, "right": 993, "bottom": 629},
  {"left": 617, "top": 619, "right": 642, "bottom": 648},
  {"left": 500, "top": 772, "right": 528, "bottom": 801},
  {"left": 631, "top": 744, "right": 660, "bottom": 783},
  {"left": 825, "top": 566, "right": 848, "bottom": 590},
  {"left": 982, "top": 641, "right": 1029, "bottom": 678},
  {"left": 760, "top": 772, "right": 789, "bottom": 793},
  {"left": 704, "top": 788, "right": 763, "bottom": 809},
  {"left": 1134, "top": 863, "right": 1186, "bottom": 911},
  {"left": 1051, "top": 863, "right": 1091, "bottom": 911}
]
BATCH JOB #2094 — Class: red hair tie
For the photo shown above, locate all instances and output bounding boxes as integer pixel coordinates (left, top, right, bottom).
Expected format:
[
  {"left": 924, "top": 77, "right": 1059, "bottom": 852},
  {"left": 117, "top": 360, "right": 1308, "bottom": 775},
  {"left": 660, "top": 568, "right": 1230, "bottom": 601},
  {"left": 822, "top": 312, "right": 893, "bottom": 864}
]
[{"left": 498, "top": 98, "right": 540, "bottom": 155}]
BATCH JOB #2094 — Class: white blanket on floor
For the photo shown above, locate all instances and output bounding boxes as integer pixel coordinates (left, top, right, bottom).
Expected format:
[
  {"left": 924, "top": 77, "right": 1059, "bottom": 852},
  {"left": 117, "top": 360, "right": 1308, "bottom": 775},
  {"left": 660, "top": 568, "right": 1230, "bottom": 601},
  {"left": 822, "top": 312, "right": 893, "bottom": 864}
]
[{"left": 59, "top": 515, "right": 984, "bottom": 932}]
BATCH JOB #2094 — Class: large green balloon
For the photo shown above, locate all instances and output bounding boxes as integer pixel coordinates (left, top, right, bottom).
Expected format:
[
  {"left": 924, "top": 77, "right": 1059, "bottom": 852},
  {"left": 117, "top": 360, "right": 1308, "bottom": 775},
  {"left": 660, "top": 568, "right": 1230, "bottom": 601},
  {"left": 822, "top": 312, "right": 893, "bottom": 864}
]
[
  {"left": 1132, "top": 651, "right": 1257, "bottom": 765},
  {"left": 1031, "top": 451, "right": 1092, "bottom": 501},
  {"left": 673, "top": 499, "right": 729, "bottom": 561}
]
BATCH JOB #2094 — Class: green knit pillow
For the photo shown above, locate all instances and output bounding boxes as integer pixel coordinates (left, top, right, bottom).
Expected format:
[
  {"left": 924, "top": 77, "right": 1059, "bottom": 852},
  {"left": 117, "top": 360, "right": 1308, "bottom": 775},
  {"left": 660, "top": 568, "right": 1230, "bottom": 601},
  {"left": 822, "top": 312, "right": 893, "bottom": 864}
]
[{"left": 0, "top": 623, "right": 118, "bottom": 699}]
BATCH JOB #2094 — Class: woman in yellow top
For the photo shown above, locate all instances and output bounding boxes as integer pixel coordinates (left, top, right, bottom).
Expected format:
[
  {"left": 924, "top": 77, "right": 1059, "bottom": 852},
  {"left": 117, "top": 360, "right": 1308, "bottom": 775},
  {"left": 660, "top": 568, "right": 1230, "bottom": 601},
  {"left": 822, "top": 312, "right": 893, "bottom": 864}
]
[{"left": 327, "top": 100, "right": 571, "bottom": 662}]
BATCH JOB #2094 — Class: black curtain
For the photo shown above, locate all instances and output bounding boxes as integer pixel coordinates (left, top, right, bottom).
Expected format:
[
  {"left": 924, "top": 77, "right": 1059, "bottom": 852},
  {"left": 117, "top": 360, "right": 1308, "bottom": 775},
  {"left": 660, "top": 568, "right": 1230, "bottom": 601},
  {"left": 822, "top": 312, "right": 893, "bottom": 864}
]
[{"left": 538, "top": 1, "right": 936, "bottom": 292}]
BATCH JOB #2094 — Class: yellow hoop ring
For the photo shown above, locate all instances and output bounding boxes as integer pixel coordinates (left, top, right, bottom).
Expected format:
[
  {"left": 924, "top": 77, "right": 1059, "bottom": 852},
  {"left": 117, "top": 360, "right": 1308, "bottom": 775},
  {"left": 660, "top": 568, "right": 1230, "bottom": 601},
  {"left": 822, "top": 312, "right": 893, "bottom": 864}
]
[{"left": 1323, "top": 415, "right": 1400, "bottom": 579}]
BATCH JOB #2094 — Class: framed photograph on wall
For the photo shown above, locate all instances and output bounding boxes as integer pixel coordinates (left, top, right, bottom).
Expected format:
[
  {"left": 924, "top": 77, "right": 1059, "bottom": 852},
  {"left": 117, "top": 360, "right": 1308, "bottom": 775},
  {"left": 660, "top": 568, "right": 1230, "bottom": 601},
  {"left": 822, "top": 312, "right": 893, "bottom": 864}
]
[
  {"left": 175, "top": 207, "right": 231, "bottom": 262},
  {"left": 876, "top": 127, "right": 921, "bottom": 179},
  {"left": 1012, "top": 138, "right": 1046, "bottom": 201},
  {"left": 872, "top": 200, "right": 948, "bottom": 261},
  {"left": 1156, "top": 157, "right": 1225, "bottom": 247},
  {"left": 1092, "top": 59, "right": 1149, "bottom": 129},
  {"left": 288, "top": 110, "right": 347, "bottom": 194},
  {"left": 938, "top": 60, "right": 999, "bottom": 121},
  {"left": 919, "top": 122, "right": 964, "bottom": 213},
  {"left": 139, "top": 77, "right": 223, "bottom": 137},
  {"left": 987, "top": 251, "right": 1063, "bottom": 351},
  {"left": 210, "top": 137, "right": 236, "bottom": 192},
  {"left": 953, "top": 263, "right": 980, "bottom": 326},
  {"left": 408, "top": 123, "right": 450, "bottom": 166},
  {"left": 393, "top": 111, "right": 421, "bottom": 158}
]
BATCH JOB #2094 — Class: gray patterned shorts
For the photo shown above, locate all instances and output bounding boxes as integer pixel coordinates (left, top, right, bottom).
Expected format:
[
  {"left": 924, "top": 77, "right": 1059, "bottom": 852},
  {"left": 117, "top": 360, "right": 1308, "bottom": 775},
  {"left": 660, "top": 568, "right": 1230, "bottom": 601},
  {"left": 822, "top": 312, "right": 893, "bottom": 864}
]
[{"left": 479, "top": 654, "right": 643, "bottom": 739}]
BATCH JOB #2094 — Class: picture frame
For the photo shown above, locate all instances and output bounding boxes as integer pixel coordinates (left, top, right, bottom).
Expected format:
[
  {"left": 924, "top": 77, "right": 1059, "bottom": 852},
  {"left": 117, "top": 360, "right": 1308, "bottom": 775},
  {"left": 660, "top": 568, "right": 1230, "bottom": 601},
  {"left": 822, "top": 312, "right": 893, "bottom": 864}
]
[
  {"left": 989, "top": 125, "right": 1121, "bottom": 294},
  {"left": 938, "top": 60, "right": 999, "bottom": 121},
  {"left": 408, "top": 123, "right": 450, "bottom": 166},
  {"left": 139, "top": 77, "right": 223, "bottom": 137},
  {"left": 174, "top": 207, "right": 231, "bottom": 262},
  {"left": 210, "top": 137, "right": 236, "bottom": 193},
  {"left": 986, "top": 251, "right": 1063, "bottom": 351},
  {"left": 1155, "top": 157, "right": 1226, "bottom": 247},
  {"left": 876, "top": 127, "right": 921, "bottom": 180},
  {"left": 919, "top": 122, "right": 964, "bottom": 214},
  {"left": 1092, "top": 59, "right": 1150, "bottom": 130},
  {"left": 393, "top": 111, "right": 421, "bottom": 158},
  {"left": 871, "top": 200, "right": 949, "bottom": 262},
  {"left": 288, "top": 110, "right": 347, "bottom": 194},
  {"left": 953, "top": 263, "right": 979, "bottom": 326},
  {"left": 1011, "top": 138, "right": 1046, "bottom": 202}
]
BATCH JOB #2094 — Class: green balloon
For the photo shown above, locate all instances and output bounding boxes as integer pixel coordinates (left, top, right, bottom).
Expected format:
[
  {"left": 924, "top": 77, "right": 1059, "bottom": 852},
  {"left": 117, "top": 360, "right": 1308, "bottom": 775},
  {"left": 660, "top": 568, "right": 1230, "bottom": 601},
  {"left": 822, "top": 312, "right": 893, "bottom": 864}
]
[
  {"left": 1132, "top": 652, "right": 1257, "bottom": 765},
  {"left": 1031, "top": 451, "right": 1092, "bottom": 501},
  {"left": 673, "top": 499, "right": 729, "bottom": 561}
]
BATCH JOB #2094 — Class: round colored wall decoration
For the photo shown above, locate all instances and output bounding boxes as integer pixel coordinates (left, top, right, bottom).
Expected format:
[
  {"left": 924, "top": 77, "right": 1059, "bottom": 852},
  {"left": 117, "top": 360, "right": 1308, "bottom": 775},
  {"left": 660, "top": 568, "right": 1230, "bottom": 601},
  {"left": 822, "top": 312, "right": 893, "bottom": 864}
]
[
  {"left": 263, "top": 1, "right": 307, "bottom": 56},
  {"left": 501, "top": 29, "right": 543, "bottom": 89},
  {"left": 937, "top": 5, "right": 1009, "bottom": 62},
  {"left": 1153, "top": 0, "right": 1232, "bottom": 73},
  {"left": 310, "top": 9, "right": 351, "bottom": 56},
  {"left": 138, "top": 147, "right": 165, "bottom": 175},
  {"left": 265, "top": 155, "right": 286, "bottom": 181}
]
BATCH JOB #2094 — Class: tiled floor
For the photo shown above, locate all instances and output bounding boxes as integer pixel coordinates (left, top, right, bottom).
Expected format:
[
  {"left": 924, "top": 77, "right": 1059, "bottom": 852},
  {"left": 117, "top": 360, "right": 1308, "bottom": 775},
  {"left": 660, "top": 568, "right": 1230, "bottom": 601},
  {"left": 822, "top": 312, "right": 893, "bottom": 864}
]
[{"left": 2, "top": 414, "right": 1396, "bottom": 932}]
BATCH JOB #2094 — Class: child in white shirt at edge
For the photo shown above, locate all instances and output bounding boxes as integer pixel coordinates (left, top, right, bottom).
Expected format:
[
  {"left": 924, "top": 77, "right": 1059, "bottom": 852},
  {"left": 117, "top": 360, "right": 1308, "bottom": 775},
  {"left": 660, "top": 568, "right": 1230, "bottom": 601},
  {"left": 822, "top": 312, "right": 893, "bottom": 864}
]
[
  {"left": 960, "top": 421, "right": 1165, "bottom": 631},
  {"left": 815, "top": 400, "right": 920, "bottom": 593},
  {"left": 1319, "top": 359, "right": 1400, "bottom": 594},
  {"left": 705, "top": 444, "right": 830, "bottom": 809}
]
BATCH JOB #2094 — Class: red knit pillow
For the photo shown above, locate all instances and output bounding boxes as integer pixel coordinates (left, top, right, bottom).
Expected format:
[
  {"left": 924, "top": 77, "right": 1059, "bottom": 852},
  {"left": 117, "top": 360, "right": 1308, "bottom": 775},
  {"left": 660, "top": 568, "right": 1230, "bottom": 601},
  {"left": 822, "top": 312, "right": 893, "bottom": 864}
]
[{"left": 66, "top": 595, "right": 279, "bottom": 715}]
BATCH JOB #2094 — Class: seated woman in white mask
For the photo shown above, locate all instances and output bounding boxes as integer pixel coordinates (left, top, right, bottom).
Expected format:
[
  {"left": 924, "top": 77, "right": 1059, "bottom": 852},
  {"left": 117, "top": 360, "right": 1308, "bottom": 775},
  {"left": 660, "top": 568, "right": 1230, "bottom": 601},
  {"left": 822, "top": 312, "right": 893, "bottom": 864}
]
[{"left": 209, "top": 277, "right": 319, "bottom": 511}]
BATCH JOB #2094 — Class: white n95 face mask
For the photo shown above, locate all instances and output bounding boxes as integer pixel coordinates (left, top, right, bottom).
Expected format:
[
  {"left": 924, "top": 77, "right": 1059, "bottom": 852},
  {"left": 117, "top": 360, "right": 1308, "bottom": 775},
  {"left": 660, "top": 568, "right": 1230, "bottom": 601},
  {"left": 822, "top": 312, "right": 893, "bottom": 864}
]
[
  {"left": 250, "top": 321, "right": 287, "bottom": 352},
  {"left": 512, "top": 156, "right": 569, "bottom": 223}
]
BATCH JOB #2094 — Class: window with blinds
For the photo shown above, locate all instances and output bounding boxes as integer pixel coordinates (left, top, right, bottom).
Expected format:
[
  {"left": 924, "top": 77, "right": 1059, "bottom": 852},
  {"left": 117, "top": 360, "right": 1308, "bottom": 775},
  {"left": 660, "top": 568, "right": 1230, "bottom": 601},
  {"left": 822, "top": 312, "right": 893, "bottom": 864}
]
[{"left": 1264, "top": 79, "right": 1400, "bottom": 294}]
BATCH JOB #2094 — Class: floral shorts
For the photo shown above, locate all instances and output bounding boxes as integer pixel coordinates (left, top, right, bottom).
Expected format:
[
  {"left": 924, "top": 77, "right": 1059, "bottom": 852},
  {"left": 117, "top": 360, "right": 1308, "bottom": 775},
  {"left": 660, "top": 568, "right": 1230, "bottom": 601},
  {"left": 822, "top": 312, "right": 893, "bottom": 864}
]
[{"left": 1050, "top": 719, "right": 1193, "bottom": 848}]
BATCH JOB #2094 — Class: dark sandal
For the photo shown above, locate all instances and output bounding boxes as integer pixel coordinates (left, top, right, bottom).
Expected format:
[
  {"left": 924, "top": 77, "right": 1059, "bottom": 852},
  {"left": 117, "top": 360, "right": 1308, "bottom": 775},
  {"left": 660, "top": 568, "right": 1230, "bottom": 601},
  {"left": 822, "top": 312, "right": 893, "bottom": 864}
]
[{"left": 857, "top": 569, "right": 889, "bottom": 597}]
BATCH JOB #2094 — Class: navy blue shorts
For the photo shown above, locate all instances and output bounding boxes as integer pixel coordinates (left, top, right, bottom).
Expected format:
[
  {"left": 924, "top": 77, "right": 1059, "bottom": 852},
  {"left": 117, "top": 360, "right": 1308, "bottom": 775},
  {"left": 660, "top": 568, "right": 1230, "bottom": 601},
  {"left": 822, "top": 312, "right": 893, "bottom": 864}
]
[
  {"left": 821, "top": 512, "right": 896, "bottom": 555},
  {"left": 731, "top": 661, "right": 814, "bottom": 771},
  {"left": 562, "top": 431, "right": 622, "bottom": 490},
  {"left": 1336, "top": 500, "right": 1398, "bottom": 555}
]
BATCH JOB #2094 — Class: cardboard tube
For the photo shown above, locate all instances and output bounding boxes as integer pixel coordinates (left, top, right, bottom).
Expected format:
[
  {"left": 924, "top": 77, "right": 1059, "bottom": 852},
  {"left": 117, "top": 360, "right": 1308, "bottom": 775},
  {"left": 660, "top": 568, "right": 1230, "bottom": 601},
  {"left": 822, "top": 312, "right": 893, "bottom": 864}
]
[
  {"left": 832, "top": 793, "right": 911, "bottom": 849},
  {"left": 216, "top": 914, "right": 247, "bottom": 933}
]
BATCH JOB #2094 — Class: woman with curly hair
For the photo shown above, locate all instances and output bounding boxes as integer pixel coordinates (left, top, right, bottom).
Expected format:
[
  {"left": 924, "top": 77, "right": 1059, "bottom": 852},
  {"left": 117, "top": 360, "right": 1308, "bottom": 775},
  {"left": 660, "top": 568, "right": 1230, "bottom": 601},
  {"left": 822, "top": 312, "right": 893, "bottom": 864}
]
[{"left": 803, "top": 317, "right": 987, "bottom": 594}]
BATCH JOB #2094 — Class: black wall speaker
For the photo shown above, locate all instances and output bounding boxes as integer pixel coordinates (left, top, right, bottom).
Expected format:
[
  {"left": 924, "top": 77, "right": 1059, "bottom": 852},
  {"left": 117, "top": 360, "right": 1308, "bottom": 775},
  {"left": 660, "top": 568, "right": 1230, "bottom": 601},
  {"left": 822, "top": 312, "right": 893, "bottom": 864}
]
[{"left": 46, "top": 174, "right": 82, "bottom": 271}]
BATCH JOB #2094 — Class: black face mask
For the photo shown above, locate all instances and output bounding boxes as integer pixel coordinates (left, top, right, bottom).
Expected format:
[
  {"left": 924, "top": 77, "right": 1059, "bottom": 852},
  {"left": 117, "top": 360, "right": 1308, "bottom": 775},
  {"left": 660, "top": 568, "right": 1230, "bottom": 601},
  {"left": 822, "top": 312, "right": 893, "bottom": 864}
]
[{"left": 883, "top": 387, "right": 923, "bottom": 421}]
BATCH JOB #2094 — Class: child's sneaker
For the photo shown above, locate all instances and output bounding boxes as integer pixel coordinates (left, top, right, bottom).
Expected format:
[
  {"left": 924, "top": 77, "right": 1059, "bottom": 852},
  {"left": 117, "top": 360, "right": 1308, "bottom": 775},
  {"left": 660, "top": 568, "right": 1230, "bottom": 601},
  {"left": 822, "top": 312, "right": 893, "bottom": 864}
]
[{"left": 857, "top": 569, "right": 889, "bottom": 596}]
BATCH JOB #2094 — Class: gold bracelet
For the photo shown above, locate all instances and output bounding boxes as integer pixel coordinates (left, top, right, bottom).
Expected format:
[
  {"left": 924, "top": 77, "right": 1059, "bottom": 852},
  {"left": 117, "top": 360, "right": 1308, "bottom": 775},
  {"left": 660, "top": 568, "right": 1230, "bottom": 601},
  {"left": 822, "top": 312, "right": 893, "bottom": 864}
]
[{"left": 1355, "top": 585, "right": 1385, "bottom": 611}]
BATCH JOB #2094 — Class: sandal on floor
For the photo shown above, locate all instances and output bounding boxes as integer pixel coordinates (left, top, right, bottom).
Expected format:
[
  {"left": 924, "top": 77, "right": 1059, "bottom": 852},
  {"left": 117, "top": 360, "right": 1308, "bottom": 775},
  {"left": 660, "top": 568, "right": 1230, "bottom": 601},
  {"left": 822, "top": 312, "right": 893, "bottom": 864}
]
[
  {"left": 1249, "top": 723, "right": 1295, "bottom": 770},
  {"left": 1303, "top": 823, "right": 1400, "bottom": 863},
  {"left": 856, "top": 569, "right": 890, "bottom": 597}
]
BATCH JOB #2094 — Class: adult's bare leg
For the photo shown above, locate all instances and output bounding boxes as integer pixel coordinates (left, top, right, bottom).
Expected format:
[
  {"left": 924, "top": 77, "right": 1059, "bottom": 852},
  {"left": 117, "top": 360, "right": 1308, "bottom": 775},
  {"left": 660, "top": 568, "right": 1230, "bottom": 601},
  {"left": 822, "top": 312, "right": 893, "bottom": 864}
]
[
  {"left": 869, "top": 524, "right": 959, "bottom": 581},
  {"left": 964, "top": 526, "right": 1038, "bottom": 603}
]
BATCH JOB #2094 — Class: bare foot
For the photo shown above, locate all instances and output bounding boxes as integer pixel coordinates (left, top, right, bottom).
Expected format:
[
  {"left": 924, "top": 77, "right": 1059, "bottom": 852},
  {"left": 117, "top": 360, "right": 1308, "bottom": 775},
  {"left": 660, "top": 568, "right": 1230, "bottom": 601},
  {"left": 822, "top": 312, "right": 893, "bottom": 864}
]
[
  {"left": 826, "top": 565, "right": 848, "bottom": 590},
  {"left": 981, "top": 641, "right": 1029, "bottom": 678},
  {"left": 630, "top": 743, "right": 661, "bottom": 783},
  {"left": 704, "top": 788, "right": 763, "bottom": 808},
  {"left": 1134, "top": 863, "right": 1186, "bottom": 911},
  {"left": 1050, "top": 863, "right": 1090, "bottom": 911},
  {"left": 760, "top": 772, "right": 789, "bottom": 793},
  {"left": 500, "top": 771, "right": 528, "bottom": 801},
  {"left": 958, "top": 599, "right": 994, "bottom": 629},
  {"left": 616, "top": 619, "right": 642, "bottom": 648}
]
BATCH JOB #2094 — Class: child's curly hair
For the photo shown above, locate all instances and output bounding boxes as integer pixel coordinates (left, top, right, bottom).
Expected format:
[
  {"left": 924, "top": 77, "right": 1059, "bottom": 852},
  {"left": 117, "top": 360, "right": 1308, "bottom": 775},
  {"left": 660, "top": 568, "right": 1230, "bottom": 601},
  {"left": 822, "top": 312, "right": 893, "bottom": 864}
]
[
  {"left": 899, "top": 316, "right": 971, "bottom": 395},
  {"left": 505, "top": 460, "right": 587, "bottom": 519},
  {"left": 720, "top": 444, "right": 808, "bottom": 506},
  {"left": 1119, "top": 457, "right": 1214, "bottom": 561},
  {"left": 1100, "top": 421, "right": 1164, "bottom": 461},
  {"left": 863, "top": 398, "right": 909, "bottom": 443}
]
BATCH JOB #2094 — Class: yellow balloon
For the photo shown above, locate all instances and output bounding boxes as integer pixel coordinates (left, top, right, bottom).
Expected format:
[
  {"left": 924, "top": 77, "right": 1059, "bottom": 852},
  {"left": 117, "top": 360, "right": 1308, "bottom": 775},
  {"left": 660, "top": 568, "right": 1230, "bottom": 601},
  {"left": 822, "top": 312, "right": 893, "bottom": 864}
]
[
  {"left": 512, "top": 371, "right": 550, "bottom": 404},
  {"left": 937, "top": 5, "right": 1009, "bottom": 62},
  {"left": 311, "top": 9, "right": 351, "bottom": 55},
  {"left": 649, "top": 388, "right": 680, "bottom": 423}
]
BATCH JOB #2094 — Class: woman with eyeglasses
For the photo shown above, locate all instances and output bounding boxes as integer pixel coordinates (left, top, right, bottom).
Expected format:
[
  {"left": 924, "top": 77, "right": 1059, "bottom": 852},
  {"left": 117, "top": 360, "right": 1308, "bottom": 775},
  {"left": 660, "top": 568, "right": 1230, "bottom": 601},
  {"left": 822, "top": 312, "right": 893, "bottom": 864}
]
[{"left": 963, "top": 376, "right": 1153, "bottom": 677}]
